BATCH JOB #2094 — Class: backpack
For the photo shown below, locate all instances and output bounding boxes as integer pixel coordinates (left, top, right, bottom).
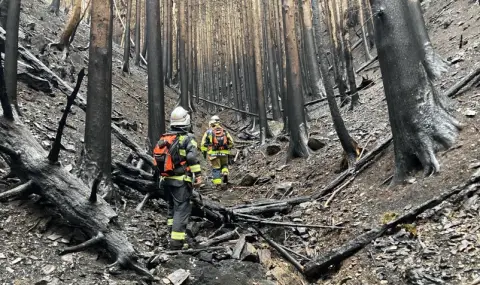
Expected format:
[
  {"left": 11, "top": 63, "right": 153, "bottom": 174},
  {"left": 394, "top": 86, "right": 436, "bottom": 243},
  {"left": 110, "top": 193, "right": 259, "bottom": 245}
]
[
  {"left": 153, "top": 134, "right": 185, "bottom": 176},
  {"left": 211, "top": 126, "right": 228, "bottom": 150}
]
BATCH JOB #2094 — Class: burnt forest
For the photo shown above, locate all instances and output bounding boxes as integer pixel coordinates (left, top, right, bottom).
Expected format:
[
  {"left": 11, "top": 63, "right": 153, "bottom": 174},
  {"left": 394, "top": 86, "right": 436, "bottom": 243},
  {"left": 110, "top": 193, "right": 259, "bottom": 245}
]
[{"left": 1, "top": 0, "right": 480, "bottom": 284}]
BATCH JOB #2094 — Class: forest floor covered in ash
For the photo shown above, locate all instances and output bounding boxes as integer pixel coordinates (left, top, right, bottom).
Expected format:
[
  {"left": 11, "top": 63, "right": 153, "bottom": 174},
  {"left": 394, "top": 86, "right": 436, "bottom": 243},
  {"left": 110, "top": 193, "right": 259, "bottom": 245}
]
[{"left": 1, "top": 0, "right": 480, "bottom": 284}]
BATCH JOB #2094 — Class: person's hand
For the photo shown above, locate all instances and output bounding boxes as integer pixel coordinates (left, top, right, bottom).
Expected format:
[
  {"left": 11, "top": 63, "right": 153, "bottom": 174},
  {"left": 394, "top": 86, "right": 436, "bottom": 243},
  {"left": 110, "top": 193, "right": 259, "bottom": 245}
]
[{"left": 193, "top": 175, "right": 202, "bottom": 187}]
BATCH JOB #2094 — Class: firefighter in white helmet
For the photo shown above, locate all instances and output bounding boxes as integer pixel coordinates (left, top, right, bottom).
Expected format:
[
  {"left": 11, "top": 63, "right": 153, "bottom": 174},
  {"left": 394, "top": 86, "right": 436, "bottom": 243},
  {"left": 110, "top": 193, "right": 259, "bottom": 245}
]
[{"left": 152, "top": 106, "right": 202, "bottom": 250}]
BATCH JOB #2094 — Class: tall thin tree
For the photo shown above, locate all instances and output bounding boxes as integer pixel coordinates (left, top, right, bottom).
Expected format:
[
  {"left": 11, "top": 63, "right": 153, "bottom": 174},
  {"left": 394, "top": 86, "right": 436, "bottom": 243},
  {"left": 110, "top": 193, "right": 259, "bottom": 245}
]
[
  {"left": 178, "top": 0, "right": 188, "bottom": 108},
  {"left": 122, "top": 0, "right": 132, "bottom": 72},
  {"left": 134, "top": 0, "right": 141, "bottom": 65},
  {"left": 146, "top": 0, "right": 165, "bottom": 147},
  {"left": 4, "top": 0, "right": 21, "bottom": 111},
  {"left": 78, "top": 0, "right": 114, "bottom": 190},
  {"left": 283, "top": 0, "right": 309, "bottom": 159}
]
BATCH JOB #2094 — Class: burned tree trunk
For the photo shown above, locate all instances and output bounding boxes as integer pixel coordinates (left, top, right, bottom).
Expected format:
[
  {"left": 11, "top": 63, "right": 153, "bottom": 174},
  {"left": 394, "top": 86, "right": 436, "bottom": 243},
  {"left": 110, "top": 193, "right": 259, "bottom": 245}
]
[
  {"left": 0, "top": 56, "right": 13, "bottom": 120},
  {"left": 265, "top": 0, "right": 281, "bottom": 121},
  {"left": 77, "top": 0, "right": 114, "bottom": 190},
  {"left": 122, "top": 0, "right": 132, "bottom": 72},
  {"left": 301, "top": 0, "right": 325, "bottom": 99},
  {"left": 371, "top": 0, "right": 461, "bottom": 185},
  {"left": 146, "top": 0, "right": 165, "bottom": 148},
  {"left": 179, "top": 0, "right": 188, "bottom": 108},
  {"left": 340, "top": 0, "right": 359, "bottom": 110},
  {"left": 283, "top": 0, "right": 309, "bottom": 159},
  {"left": 316, "top": 1, "right": 358, "bottom": 168},
  {"left": 4, "top": 0, "right": 21, "bottom": 109},
  {"left": 357, "top": 0, "right": 372, "bottom": 61},
  {"left": 134, "top": 0, "right": 141, "bottom": 66},
  {"left": 48, "top": 0, "right": 61, "bottom": 15},
  {"left": 407, "top": 0, "right": 449, "bottom": 80},
  {"left": 252, "top": 0, "right": 271, "bottom": 144}
]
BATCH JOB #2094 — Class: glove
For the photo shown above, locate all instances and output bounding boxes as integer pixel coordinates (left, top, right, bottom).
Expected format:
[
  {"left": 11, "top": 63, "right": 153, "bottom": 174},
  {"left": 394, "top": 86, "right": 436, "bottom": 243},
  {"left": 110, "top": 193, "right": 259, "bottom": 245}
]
[
  {"left": 153, "top": 168, "right": 160, "bottom": 182},
  {"left": 202, "top": 151, "right": 207, "bottom": 159},
  {"left": 193, "top": 175, "right": 202, "bottom": 187}
]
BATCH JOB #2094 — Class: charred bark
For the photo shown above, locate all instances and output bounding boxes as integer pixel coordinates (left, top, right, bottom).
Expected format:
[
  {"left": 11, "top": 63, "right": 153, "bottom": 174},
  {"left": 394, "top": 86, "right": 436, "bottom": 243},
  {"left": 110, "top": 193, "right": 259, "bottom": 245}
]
[
  {"left": 0, "top": 55, "right": 13, "bottom": 120},
  {"left": 340, "top": 0, "right": 359, "bottom": 110},
  {"left": 77, "top": 0, "right": 114, "bottom": 193},
  {"left": 252, "top": 0, "right": 272, "bottom": 144},
  {"left": 301, "top": 0, "right": 325, "bottom": 99},
  {"left": 53, "top": 0, "right": 81, "bottom": 53},
  {"left": 4, "top": 0, "right": 20, "bottom": 109},
  {"left": 283, "top": 0, "right": 309, "bottom": 159},
  {"left": 146, "top": 0, "right": 165, "bottom": 148},
  {"left": 178, "top": 0, "right": 188, "bottom": 108},
  {"left": 371, "top": 0, "right": 461, "bottom": 185},
  {"left": 358, "top": 0, "right": 372, "bottom": 60},
  {"left": 122, "top": 0, "right": 132, "bottom": 72},
  {"left": 134, "top": 0, "right": 140, "bottom": 65},
  {"left": 407, "top": 0, "right": 449, "bottom": 80}
]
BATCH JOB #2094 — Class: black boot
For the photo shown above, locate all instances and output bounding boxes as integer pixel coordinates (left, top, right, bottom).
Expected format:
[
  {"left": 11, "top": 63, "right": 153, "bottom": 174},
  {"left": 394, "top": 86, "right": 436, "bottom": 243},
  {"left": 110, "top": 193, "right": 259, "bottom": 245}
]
[{"left": 169, "top": 239, "right": 184, "bottom": 250}]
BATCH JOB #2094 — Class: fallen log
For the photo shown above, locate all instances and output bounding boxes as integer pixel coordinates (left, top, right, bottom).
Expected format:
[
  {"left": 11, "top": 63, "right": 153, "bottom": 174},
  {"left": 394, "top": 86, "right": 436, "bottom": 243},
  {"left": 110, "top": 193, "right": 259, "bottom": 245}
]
[
  {"left": 198, "top": 228, "right": 238, "bottom": 248},
  {"left": 0, "top": 90, "right": 151, "bottom": 278},
  {"left": 303, "top": 181, "right": 479, "bottom": 280},
  {"left": 356, "top": 55, "right": 379, "bottom": 73},
  {"left": 446, "top": 66, "right": 480, "bottom": 98}
]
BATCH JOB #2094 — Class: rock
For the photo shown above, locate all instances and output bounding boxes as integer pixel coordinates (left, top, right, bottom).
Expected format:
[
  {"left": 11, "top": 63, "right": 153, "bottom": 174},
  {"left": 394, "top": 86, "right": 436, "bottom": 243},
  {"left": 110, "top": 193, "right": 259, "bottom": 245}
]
[
  {"left": 468, "top": 162, "right": 480, "bottom": 169},
  {"left": 241, "top": 243, "right": 259, "bottom": 262},
  {"left": 198, "top": 252, "right": 213, "bottom": 263},
  {"left": 295, "top": 227, "right": 307, "bottom": 236},
  {"left": 162, "top": 278, "right": 171, "bottom": 284},
  {"left": 41, "top": 140, "right": 51, "bottom": 148},
  {"left": 64, "top": 164, "right": 73, "bottom": 172},
  {"left": 47, "top": 233, "right": 62, "bottom": 241},
  {"left": 274, "top": 182, "right": 293, "bottom": 197},
  {"left": 0, "top": 253, "right": 6, "bottom": 259},
  {"left": 258, "top": 249, "right": 273, "bottom": 269},
  {"left": 167, "top": 269, "right": 190, "bottom": 285},
  {"left": 308, "top": 137, "right": 326, "bottom": 151},
  {"left": 265, "top": 144, "right": 281, "bottom": 156},
  {"left": 10, "top": 257, "right": 22, "bottom": 265},
  {"left": 63, "top": 144, "right": 76, "bottom": 153},
  {"left": 464, "top": 108, "right": 476, "bottom": 117},
  {"left": 239, "top": 173, "right": 259, "bottom": 186},
  {"left": 61, "top": 254, "right": 74, "bottom": 263},
  {"left": 42, "top": 264, "right": 56, "bottom": 275}
]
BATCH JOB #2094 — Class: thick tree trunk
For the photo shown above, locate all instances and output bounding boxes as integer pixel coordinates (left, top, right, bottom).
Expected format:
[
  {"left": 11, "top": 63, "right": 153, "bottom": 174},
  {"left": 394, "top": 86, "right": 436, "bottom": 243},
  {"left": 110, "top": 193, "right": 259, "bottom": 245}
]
[
  {"left": 134, "top": 0, "right": 140, "bottom": 65},
  {"left": 122, "top": 0, "right": 132, "bottom": 72},
  {"left": 0, "top": 112, "right": 151, "bottom": 277},
  {"left": 407, "top": 0, "right": 449, "bottom": 80},
  {"left": 252, "top": 0, "right": 271, "bottom": 144},
  {"left": 48, "top": 0, "right": 61, "bottom": 15},
  {"left": 4, "top": 0, "right": 21, "bottom": 109},
  {"left": 77, "top": 0, "right": 114, "bottom": 190},
  {"left": 146, "top": 0, "right": 165, "bottom": 149},
  {"left": 265, "top": 0, "right": 281, "bottom": 121},
  {"left": 301, "top": 0, "right": 325, "bottom": 99},
  {"left": 283, "top": 0, "right": 309, "bottom": 159},
  {"left": 371, "top": 0, "right": 461, "bottom": 185}
]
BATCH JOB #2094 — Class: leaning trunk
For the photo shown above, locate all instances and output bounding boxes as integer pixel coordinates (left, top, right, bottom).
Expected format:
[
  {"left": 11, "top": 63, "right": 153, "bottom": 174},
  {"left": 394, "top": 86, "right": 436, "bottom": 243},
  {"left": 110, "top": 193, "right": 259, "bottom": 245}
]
[
  {"left": 146, "top": 0, "right": 165, "bottom": 149},
  {"left": 283, "top": 0, "right": 309, "bottom": 159},
  {"left": 371, "top": 0, "right": 461, "bottom": 185}
]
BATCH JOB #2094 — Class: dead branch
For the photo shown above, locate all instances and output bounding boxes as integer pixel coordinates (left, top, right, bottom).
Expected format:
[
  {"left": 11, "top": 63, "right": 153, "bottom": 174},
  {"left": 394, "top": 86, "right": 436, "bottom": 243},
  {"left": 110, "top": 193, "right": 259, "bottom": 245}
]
[
  {"left": 446, "top": 66, "right": 480, "bottom": 98},
  {"left": 239, "top": 218, "right": 344, "bottom": 230},
  {"left": 48, "top": 68, "right": 85, "bottom": 163},
  {"left": 198, "top": 228, "right": 239, "bottom": 248},
  {"left": 356, "top": 55, "right": 379, "bottom": 73},
  {"left": 0, "top": 180, "right": 35, "bottom": 201},
  {"left": 59, "top": 232, "right": 105, "bottom": 255},
  {"left": 304, "top": 181, "right": 479, "bottom": 279},
  {"left": 252, "top": 226, "right": 304, "bottom": 272}
]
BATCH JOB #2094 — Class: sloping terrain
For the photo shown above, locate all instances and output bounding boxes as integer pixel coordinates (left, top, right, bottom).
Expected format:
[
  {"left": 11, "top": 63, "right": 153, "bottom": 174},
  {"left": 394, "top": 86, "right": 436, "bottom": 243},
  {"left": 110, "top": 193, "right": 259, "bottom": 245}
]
[{"left": 0, "top": 0, "right": 479, "bottom": 284}]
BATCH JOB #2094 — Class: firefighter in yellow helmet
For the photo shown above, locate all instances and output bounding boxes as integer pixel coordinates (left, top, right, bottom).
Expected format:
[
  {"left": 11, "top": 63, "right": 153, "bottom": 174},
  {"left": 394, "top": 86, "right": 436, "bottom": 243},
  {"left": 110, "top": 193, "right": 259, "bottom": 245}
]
[{"left": 201, "top": 115, "right": 234, "bottom": 186}]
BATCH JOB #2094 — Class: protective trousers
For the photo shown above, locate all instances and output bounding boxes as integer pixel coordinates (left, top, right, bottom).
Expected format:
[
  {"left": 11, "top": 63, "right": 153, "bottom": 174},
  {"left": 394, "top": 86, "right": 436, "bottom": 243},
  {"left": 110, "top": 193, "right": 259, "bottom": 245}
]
[
  {"left": 163, "top": 181, "right": 192, "bottom": 243},
  {"left": 209, "top": 155, "right": 229, "bottom": 185}
]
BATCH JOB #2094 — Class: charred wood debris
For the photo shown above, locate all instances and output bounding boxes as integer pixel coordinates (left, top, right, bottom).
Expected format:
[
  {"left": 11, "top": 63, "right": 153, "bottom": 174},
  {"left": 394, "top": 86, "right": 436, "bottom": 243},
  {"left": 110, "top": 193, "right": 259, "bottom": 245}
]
[{"left": 1, "top": 25, "right": 480, "bottom": 282}]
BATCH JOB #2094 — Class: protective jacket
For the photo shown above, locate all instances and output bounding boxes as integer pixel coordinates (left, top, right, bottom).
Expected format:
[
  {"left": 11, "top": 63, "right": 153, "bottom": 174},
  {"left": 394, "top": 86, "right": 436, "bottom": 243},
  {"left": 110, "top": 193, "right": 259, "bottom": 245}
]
[{"left": 200, "top": 125, "right": 234, "bottom": 157}]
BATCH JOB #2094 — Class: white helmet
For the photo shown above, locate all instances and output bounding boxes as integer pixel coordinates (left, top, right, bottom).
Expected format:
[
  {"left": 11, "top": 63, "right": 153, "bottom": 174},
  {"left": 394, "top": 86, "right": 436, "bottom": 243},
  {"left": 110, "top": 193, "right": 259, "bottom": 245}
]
[
  {"left": 210, "top": 115, "right": 220, "bottom": 123},
  {"left": 170, "top": 106, "right": 191, "bottom": 127}
]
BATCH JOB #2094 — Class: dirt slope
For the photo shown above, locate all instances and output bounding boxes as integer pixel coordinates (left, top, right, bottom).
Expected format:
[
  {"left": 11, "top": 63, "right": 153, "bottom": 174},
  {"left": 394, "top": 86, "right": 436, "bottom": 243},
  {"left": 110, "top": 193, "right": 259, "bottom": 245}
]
[{"left": 1, "top": 0, "right": 479, "bottom": 284}]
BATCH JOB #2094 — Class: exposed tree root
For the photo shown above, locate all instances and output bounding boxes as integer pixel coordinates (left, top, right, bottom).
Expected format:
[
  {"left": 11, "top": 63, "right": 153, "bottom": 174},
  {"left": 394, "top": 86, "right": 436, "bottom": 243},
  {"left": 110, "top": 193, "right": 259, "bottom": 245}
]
[
  {"left": 60, "top": 232, "right": 105, "bottom": 255},
  {"left": 0, "top": 180, "right": 35, "bottom": 201},
  {"left": 304, "top": 181, "right": 480, "bottom": 280}
]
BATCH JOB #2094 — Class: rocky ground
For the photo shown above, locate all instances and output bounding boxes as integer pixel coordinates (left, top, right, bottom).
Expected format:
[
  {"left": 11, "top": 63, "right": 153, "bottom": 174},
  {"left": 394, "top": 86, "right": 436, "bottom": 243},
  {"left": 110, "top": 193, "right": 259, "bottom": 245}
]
[{"left": 1, "top": 0, "right": 480, "bottom": 284}]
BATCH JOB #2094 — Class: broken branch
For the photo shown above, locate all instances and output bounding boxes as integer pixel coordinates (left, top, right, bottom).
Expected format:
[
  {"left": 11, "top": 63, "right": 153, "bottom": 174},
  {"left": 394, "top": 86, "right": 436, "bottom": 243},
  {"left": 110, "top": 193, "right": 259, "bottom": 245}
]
[
  {"left": 48, "top": 68, "right": 85, "bottom": 163},
  {"left": 0, "top": 180, "right": 35, "bottom": 201},
  {"left": 198, "top": 228, "right": 239, "bottom": 248},
  {"left": 445, "top": 66, "right": 480, "bottom": 98},
  {"left": 60, "top": 232, "right": 105, "bottom": 255}
]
